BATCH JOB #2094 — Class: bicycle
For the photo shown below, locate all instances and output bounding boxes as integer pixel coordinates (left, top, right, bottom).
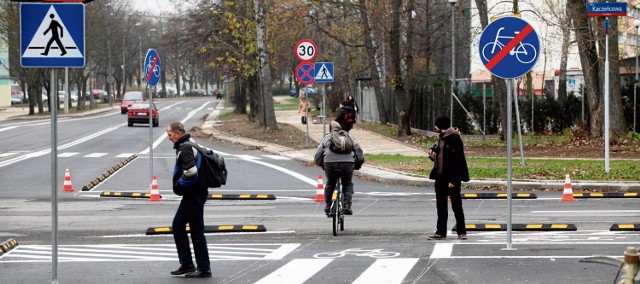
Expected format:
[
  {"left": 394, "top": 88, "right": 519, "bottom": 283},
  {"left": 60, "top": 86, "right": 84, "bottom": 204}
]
[
  {"left": 481, "top": 27, "right": 537, "bottom": 64},
  {"left": 145, "top": 55, "right": 160, "bottom": 78},
  {"left": 329, "top": 178, "right": 345, "bottom": 236},
  {"left": 579, "top": 246, "right": 639, "bottom": 284}
]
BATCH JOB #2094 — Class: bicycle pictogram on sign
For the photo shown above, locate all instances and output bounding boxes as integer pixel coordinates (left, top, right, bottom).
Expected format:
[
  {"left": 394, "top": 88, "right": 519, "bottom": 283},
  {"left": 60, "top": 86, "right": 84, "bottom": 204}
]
[{"left": 478, "top": 16, "right": 540, "bottom": 79}]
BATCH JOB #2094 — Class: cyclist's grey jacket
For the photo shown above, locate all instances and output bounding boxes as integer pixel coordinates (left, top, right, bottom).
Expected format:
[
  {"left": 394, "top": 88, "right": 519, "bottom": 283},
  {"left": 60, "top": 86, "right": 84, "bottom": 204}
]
[{"left": 314, "top": 129, "right": 365, "bottom": 168}]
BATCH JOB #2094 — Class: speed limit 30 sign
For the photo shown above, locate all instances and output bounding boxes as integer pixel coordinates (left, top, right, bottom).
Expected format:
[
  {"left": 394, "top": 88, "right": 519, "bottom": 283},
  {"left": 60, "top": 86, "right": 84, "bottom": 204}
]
[{"left": 295, "top": 39, "right": 317, "bottom": 62}]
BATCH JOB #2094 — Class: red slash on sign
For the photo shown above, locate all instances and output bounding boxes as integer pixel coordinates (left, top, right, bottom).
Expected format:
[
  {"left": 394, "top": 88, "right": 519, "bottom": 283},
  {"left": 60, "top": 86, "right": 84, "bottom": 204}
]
[
  {"left": 485, "top": 24, "right": 533, "bottom": 71},
  {"left": 146, "top": 54, "right": 160, "bottom": 82}
]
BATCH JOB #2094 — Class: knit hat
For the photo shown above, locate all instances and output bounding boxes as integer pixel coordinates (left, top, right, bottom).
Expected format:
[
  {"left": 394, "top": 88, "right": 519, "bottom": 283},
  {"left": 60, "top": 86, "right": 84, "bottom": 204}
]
[{"left": 434, "top": 114, "right": 451, "bottom": 130}]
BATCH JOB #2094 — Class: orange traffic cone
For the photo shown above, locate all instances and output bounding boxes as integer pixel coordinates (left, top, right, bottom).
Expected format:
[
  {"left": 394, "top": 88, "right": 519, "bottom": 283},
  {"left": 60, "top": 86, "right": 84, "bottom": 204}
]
[
  {"left": 149, "top": 176, "right": 161, "bottom": 202},
  {"left": 314, "top": 174, "right": 325, "bottom": 203},
  {"left": 561, "top": 174, "right": 576, "bottom": 202},
  {"left": 62, "top": 168, "right": 74, "bottom": 192}
]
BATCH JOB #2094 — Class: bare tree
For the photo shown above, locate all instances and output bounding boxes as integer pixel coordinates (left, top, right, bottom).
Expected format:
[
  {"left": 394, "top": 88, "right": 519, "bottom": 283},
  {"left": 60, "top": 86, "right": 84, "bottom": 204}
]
[{"left": 254, "top": 0, "right": 277, "bottom": 129}]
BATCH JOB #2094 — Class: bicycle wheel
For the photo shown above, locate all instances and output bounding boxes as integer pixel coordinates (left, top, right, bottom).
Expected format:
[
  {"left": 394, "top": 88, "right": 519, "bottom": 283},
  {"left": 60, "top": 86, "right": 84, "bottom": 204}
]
[
  {"left": 332, "top": 205, "right": 339, "bottom": 236},
  {"left": 515, "top": 43, "right": 537, "bottom": 64},
  {"left": 340, "top": 214, "right": 344, "bottom": 231}
]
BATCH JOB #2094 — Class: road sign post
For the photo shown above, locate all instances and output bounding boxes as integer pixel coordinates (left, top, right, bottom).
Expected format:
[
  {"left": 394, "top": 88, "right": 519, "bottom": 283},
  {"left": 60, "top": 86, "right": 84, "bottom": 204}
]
[
  {"left": 479, "top": 16, "right": 540, "bottom": 250},
  {"left": 143, "top": 48, "right": 161, "bottom": 191},
  {"left": 587, "top": 3, "right": 627, "bottom": 174}
]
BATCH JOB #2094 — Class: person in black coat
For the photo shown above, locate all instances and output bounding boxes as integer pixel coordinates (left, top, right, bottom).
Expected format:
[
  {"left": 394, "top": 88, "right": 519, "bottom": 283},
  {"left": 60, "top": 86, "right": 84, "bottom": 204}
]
[
  {"left": 334, "top": 101, "right": 355, "bottom": 132},
  {"left": 427, "top": 114, "right": 470, "bottom": 240}
]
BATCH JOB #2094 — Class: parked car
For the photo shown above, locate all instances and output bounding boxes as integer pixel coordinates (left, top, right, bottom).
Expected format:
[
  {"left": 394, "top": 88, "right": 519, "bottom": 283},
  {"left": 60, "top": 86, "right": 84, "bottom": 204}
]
[
  {"left": 127, "top": 101, "right": 159, "bottom": 127},
  {"left": 90, "top": 89, "right": 109, "bottom": 102},
  {"left": 121, "top": 91, "right": 144, "bottom": 114},
  {"left": 10, "top": 94, "right": 23, "bottom": 105}
]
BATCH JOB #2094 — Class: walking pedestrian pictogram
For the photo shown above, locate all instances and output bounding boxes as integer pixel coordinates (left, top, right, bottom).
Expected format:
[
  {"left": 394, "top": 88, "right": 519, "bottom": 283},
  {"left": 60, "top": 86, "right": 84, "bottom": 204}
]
[
  {"left": 314, "top": 62, "right": 334, "bottom": 83},
  {"left": 41, "top": 13, "right": 67, "bottom": 56},
  {"left": 20, "top": 3, "right": 85, "bottom": 68}
]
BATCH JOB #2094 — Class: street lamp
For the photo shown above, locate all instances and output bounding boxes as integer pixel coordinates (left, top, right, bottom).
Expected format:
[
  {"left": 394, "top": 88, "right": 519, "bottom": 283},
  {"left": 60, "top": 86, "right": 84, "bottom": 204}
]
[
  {"left": 633, "top": 19, "right": 640, "bottom": 132},
  {"left": 448, "top": 0, "right": 457, "bottom": 126}
]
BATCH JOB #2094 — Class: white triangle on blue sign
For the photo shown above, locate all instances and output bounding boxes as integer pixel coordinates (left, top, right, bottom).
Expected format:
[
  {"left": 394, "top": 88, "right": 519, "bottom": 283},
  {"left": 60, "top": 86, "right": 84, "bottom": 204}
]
[
  {"left": 315, "top": 64, "right": 333, "bottom": 80},
  {"left": 22, "top": 6, "right": 82, "bottom": 58}
]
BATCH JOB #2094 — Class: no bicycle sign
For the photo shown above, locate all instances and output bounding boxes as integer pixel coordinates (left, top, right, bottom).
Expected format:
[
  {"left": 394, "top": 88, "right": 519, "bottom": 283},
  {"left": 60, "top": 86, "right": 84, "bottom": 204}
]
[{"left": 478, "top": 16, "right": 540, "bottom": 79}]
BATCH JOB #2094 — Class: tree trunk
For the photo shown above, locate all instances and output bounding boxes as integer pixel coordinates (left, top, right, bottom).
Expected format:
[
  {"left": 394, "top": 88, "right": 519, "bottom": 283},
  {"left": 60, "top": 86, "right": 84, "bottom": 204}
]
[
  {"left": 358, "top": 0, "right": 389, "bottom": 124},
  {"left": 603, "top": 17, "right": 627, "bottom": 141},
  {"left": 253, "top": 0, "right": 277, "bottom": 129},
  {"left": 557, "top": 12, "right": 570, "bottom": 101},
  {"left": 475, "top": 0, "right": 508, "bottom": 140}
]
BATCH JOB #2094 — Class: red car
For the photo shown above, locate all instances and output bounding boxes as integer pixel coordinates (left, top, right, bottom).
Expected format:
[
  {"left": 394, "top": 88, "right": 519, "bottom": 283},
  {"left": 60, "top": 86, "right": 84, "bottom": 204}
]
[
  {"left": 127, "top": 101, "right": 159, "bottom": 127},
  {"left": 121, "top": 91, "right": 144, "bottom": 114}
]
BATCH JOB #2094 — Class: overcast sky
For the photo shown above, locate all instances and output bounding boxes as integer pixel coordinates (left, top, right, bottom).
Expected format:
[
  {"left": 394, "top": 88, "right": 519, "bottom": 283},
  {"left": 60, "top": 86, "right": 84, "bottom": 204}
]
[{"left": 130, "top": 0, "right": 178, "bottom": 14}]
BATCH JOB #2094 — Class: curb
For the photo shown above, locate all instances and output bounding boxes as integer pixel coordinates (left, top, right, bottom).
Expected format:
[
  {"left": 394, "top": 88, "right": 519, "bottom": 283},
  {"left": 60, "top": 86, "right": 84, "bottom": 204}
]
[
  {"left": 83, "top": 155, "right": 137, "bottom": 191},
  {"left": 209, "top": 194, "right": 276, "bottom": 200},
  {"left": 101, "top": 191, "right": 154, "bottom": 198},
  {"left": 145, "top": 225, "right": 267, "bottom": 235},
  {"left": 0, "top": 238, "right": 18, "bottom": 256},
  {"left": 462, "top": 193, "right": 537, "bottom": 199},
  {"left": 453, "top": 224, "right": 577, "bottom": 231},
  {"left": 610, "top": 224, "right": 640, "bottom": 231}
]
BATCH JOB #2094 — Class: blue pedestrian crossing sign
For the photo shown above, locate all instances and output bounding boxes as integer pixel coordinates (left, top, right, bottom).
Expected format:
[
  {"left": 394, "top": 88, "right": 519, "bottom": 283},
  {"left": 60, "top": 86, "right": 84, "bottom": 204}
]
[
  {"left": 144, "top": 49, "right": 161, "bottom": 87},
  {"left": 20, "top": 3, "right": 85, "bottom": 68},
  {"left": 314, "top": 62, "right": 334, "bottom": 83}
]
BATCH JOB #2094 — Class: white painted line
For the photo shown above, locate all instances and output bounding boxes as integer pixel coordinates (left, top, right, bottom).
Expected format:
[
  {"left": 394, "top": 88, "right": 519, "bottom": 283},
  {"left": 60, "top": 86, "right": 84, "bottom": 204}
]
[
  {"left": 0, "top": 152, "right": 19, "bottom": 157},
  {"left": 0, "top": 126, "right": 18, "bottom": 133},
  {"left": 531, "top": 210, "right": 640, "bottom": 214},
  {"left": 264, "top": 243, "right": 300, "bottom": 260},
  {"left": 116, "top": 153, "right": 137, "bottom": 158},
  {"left": 263, "top": 155, "right": 290, "bottom": 160},
  {"left": 84, "top": 153, "right": 108, "bottom": 158},
  {"left": 58, "top": 152, "right": 79, "bottom": 157},
  {"left": 254, "top": 258, "right": 333, "bottom": 284},
  {"left": 353, "top": 258, "right": 419, "bottom": 284},
  {"left": 242, "top": 158, "right": 317, "bottom": 186},
  {"left": 430, "top": 243, "right": 453, "bottom": 258},
  {"left": 236, "top": 154, "right": 260, "bottom": 160}
]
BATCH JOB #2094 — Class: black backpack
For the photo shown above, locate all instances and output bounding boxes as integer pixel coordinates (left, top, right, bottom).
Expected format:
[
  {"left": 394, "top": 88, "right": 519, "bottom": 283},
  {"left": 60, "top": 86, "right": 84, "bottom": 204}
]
[
  {"left": 188, "top": 143, "right": 228, "bottom": 188},
  {"left": 344, "top": 110, "right": 356, "bottom": 124}
]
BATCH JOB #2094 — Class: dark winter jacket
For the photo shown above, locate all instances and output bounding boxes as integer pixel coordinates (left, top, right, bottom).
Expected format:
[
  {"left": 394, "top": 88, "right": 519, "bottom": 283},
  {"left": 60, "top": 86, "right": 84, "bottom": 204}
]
[
  {"left": 429, "top": 127, "right": 470, "bottom": 186},
  {"left": 172, "top": 134, "right": 208, "bottom": 196}
]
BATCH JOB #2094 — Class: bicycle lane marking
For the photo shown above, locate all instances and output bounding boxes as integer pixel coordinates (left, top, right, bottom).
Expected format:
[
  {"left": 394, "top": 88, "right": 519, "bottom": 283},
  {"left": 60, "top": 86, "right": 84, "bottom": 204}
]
[{"left": 484, "top": 24, "right": 533, "bottom": 71}]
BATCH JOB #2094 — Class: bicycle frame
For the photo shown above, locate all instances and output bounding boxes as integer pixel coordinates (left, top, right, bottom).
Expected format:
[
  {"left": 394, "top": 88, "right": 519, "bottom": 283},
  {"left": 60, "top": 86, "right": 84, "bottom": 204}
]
[{"left": 331, "top": 179, "right": 344, "bottom": 236}]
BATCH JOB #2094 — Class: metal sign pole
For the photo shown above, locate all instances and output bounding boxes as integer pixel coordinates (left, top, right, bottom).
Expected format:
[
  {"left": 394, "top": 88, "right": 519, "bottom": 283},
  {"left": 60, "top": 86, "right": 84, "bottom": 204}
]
[
  {"left": 604, "top": 17, "right": 610, "bottom": 174},
  {"left": 513, "top": 86, "right": 525, "bottom": 166},
  {"left": 305, "top": 87, "right": 309, "bottom": 146},
  {"left": 504, "top": 78, "right": 515, "bottom": 251},
  {"left": 50, "top": 68, "right": 59, "bottom": 284},
  {"left": 322, "top": 84, "right": 326, "bottom": 136}
]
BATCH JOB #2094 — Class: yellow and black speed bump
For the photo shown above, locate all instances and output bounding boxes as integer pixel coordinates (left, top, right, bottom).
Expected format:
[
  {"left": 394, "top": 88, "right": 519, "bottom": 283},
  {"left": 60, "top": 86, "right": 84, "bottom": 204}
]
[
  {"left": 0, "top": 238, "right": 18, "bottom": 256},
  {"left": 574, "top": 192, "right": 639, "bottom": 198},
  {"left": 462, "top": 193, "right": 537, "bottom": 199},
  {"left": 610, "top": 224, "right": 640, "bottom": 231},
  {"left": 208, "top": 194, "right": 276, "bottom": 200},
  {"left": 453, "top": 223, "right": 577, "bottom": 231},
  {"left": 101, "top": 191, "right": 155, "bottom": 199},
  {"left": 82, "top": 154, "right": 138, "bottom": 191},
  {"left": 145, "top": 225, "right": 267, "bottom": 235}
]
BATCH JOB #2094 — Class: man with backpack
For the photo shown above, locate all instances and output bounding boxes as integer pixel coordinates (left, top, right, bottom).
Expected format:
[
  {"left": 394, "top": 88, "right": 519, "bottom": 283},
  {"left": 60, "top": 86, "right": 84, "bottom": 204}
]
[
  {"left": 334, "top": 100, "right": 356, "bottom": 132},
  {"left": 314, "top": 121, "right": 365, "bottom": 216},
  {"left": 165, "top": 121, "right": 211, "bottom": 278}
]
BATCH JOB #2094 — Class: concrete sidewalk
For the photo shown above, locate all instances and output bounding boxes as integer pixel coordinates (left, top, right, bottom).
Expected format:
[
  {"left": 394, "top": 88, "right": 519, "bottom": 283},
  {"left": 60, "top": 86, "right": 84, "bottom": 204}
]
[{"left": 203, "top": 102, "right": 640, "bottom": 192}]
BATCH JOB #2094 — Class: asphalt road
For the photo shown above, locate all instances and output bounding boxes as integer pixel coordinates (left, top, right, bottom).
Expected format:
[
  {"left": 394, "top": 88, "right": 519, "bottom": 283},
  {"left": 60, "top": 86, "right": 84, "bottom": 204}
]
[{"left": 0, "top": 97, "right": 638, "bottom": 283}]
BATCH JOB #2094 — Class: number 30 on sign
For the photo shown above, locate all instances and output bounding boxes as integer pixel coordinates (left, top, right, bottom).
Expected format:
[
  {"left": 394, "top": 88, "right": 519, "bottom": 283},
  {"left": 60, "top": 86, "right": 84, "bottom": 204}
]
[{"left": 295, "top": 39, "right": 317, "bottom": 62}]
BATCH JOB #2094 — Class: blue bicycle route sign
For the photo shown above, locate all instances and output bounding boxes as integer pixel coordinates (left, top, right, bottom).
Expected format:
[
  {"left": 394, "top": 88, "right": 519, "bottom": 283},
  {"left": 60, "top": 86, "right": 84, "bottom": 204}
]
[
  {"left": 144, "top": 49, "right": 161, "bottom": 87},
  {"left": 478, "top": 16, "right": 540, "bottom": 79}
]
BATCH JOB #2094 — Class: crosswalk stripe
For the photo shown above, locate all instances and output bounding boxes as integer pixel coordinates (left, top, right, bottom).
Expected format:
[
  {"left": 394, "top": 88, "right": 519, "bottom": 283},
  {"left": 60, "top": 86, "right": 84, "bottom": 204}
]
[
  {"left": 58, "top": 152, "right": 79, "bottom": 157},
  {"left": 254, "top": 258, "right": 333, "bottom": 284},
  {"left": 352, "top": 258, "right": 419, "bottom": 284},
  {"left": 84, "top": 153, "right": 108, "bottom": 158}
]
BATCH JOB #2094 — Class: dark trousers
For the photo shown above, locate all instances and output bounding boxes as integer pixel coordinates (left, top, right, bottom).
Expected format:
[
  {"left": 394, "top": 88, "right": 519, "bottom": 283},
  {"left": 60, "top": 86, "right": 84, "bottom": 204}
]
[
  {"left": 173, "top": 192, "right": 210, "bottom": 271},
  {"left": 301, "top": 116, "right": 307, "bottom": 125},
  {"left": 324, "top": 162, "right": 354, "bottom": 207},
  {"left": 434, "top": 180, "right": 466, "bottom": 236}
]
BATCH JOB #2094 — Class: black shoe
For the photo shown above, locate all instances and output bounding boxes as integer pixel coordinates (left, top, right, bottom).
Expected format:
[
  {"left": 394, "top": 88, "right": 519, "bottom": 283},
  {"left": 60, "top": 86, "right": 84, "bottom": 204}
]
[
  {"left": 170, "top": 264, "right": 195, "bottom": 275},
  {"left": 344, "top": 204, "right": 353, "bottom": 215},
  {"left": 427, "top": 233, "right": 446, "bottom": 240},
  {"left": 458, "top": 234, "right": 468, "bottom": 240},
  {"left": 324, "top": 205, "right": 333, "bottom": 217},
  {"left": 185, "top": 269, "right": 212, "bottom": 278}
]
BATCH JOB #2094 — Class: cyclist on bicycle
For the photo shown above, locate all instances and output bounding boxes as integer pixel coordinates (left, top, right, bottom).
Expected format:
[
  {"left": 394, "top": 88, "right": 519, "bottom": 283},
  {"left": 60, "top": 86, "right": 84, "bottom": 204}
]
[{"left": 314, "top": 121, "right": 364, "bottom": 217}]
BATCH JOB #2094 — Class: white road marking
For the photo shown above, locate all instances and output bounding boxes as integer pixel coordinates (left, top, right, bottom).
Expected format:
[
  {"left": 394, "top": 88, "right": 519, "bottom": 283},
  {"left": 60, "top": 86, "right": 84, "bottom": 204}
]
[
  {"left": 116, "top": 153, "right": 137, "bottom": 158},
  {"left": 353, "top": 258, "right": 419, "bottom": 284},
  {"left": 263, "top": 155, "right": 290, "bottom": 160},
  {"left": 430, "top": 243, "right": 453, "bottom": 259},
  {"left": 0, "top": 126, "right": 18, "bottom": 133},
  {"left": 0, "top": 152, "right": 19, "bottom": 157},
  {"left": 58, "top": 152, "right": 79, "bottom": 157},
  {"left": 254, "top": 259, "right": 333, "bottom": 284},
  {"left": 84, "top": 153, "right": 108, "bottom": 158}
]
